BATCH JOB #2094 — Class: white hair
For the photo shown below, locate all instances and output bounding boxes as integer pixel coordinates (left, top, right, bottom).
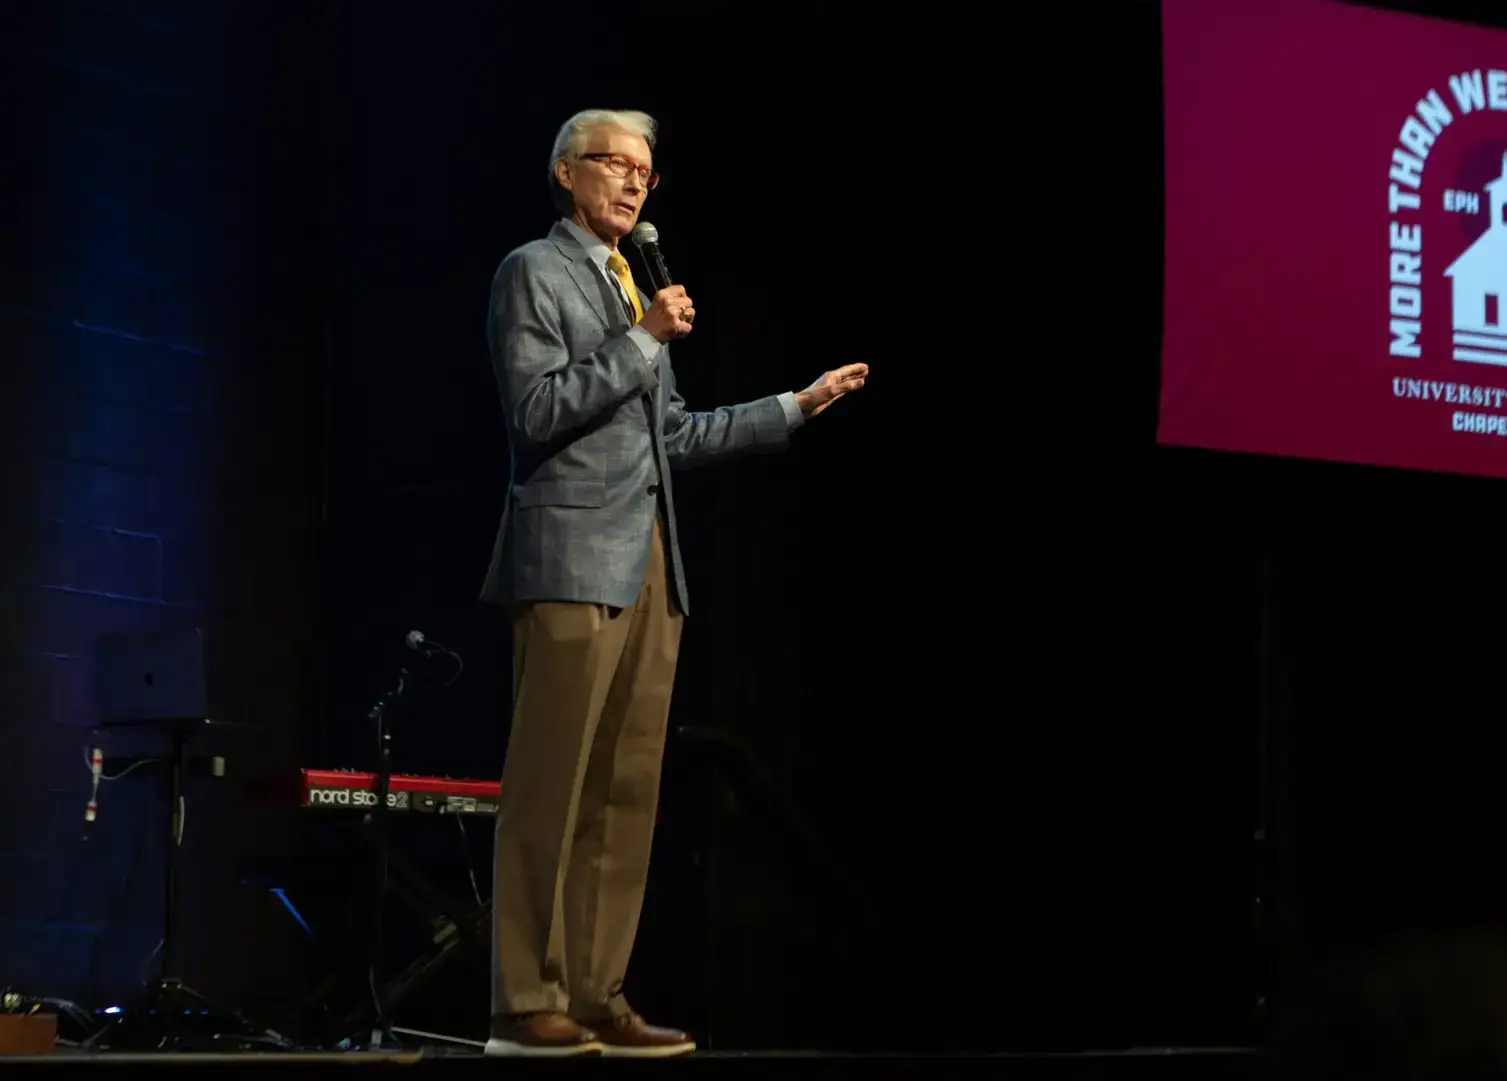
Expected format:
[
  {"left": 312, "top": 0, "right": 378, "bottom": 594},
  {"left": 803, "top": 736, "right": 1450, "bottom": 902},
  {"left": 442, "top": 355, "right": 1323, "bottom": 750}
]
[{"left": 548, "top": 109, "right": 657, "bottom": 213}]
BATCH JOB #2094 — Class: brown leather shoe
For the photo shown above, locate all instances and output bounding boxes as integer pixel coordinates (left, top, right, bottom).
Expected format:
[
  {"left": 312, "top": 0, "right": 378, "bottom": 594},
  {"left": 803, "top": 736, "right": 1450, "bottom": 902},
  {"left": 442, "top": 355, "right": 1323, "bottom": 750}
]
[
  {"left": 581, "top": 1012, "right": 695, "bottom": 1058},
  {"left": 484, "top": 1011, "right": 603, "bottom": 1057}
]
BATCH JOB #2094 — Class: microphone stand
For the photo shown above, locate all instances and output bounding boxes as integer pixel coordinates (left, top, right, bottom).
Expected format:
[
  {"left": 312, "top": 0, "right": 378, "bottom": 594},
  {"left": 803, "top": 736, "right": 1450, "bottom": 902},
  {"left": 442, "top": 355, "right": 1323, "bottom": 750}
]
[{"left": 362, "top": 666, "right": 412, "bottom": 1050}]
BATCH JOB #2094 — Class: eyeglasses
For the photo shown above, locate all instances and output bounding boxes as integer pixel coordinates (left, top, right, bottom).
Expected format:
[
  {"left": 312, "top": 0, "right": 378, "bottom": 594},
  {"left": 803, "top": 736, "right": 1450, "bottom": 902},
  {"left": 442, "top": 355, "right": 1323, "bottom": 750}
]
[{"left": 577, "top": 153, "right": 660, "bottom": 190}]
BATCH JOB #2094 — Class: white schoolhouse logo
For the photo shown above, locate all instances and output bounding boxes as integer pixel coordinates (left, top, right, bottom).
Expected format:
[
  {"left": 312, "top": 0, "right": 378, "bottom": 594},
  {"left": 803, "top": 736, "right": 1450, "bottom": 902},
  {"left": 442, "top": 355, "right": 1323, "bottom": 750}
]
[
  {"left": 1388, "top": 69, "right": 1507, "bottom": 436},
  {"left": 1443, "top": 156, "right": 1507, "bottom": 364}
]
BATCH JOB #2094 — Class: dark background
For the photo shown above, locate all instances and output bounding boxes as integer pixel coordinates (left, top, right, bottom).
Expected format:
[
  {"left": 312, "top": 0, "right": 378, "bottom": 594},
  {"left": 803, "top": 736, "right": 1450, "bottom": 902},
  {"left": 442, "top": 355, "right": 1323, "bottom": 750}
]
[{"left": 3, "top": 0, "right": 1507, "bottom": 1055}]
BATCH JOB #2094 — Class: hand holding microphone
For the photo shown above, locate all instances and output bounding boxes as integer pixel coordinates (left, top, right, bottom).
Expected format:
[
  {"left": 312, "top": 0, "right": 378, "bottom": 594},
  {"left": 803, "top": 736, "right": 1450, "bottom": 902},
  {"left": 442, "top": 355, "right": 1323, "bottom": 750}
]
[
  {"left": 640, "top": 287, "right": 695, "bottom": 342},
  {"left": 631, "top": 221, "right": 695, "bottom": 343}
]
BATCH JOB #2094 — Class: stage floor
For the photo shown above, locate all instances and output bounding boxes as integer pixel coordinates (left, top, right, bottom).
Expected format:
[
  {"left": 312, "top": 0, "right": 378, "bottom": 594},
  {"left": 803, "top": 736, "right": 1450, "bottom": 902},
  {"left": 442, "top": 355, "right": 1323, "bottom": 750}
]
[{"left": 0, "top": 1045, "right": 1260, "bottom": 1079}]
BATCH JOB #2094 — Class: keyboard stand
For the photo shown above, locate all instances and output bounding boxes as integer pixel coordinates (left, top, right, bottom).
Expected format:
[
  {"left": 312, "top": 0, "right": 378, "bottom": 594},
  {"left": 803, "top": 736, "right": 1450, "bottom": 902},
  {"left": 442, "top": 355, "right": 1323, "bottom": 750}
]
[{"left": 293, "top": 819, "right": 491, "bottom": 1045}]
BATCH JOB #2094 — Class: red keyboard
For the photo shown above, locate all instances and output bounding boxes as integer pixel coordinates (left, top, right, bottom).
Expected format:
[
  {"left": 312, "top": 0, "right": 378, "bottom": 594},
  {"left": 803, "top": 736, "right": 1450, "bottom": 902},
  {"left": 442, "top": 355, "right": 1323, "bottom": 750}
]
[{"left": 269, "top": 769, "right": 502, "bottom": 816}]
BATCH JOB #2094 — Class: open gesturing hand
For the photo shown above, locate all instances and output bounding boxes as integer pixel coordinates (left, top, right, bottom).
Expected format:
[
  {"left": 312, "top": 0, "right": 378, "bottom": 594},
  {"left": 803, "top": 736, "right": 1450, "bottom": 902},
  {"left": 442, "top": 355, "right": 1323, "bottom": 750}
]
[{"left": 794, "top": 363, "right": 869, "bottom": 419}]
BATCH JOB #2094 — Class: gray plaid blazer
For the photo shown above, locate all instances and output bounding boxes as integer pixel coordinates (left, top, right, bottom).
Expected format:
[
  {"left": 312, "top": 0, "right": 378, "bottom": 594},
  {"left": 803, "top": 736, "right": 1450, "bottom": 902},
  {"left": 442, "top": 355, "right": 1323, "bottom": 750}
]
[{"left": 478, "top": 220, "right": 792, "bottom": 615}]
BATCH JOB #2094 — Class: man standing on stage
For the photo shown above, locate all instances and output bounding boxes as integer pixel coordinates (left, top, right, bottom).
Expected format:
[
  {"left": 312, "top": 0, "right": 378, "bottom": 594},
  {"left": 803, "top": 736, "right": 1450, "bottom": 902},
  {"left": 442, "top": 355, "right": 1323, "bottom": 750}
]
[{"left": 478, "top": 108, "right": 867, "bottom": 1058}]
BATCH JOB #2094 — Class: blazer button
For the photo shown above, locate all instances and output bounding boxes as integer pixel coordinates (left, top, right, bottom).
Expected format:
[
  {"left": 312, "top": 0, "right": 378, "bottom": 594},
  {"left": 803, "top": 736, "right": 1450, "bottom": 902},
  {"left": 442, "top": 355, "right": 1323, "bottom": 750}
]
[{"left": 647, "top": 483, "right": 661, "bottom": 496}]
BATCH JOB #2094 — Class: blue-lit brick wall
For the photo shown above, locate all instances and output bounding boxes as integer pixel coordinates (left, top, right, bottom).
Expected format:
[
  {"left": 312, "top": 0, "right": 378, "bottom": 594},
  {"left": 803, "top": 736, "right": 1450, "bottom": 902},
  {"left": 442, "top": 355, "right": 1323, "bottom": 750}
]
[{"left": 0, "top": 1, "right": 323, "bottom": 1019}]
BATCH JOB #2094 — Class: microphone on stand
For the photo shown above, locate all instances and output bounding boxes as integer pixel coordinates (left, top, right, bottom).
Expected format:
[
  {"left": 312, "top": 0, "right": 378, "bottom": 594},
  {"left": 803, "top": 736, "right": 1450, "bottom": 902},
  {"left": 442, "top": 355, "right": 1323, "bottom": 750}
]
[
  {"left": 405, "top": 629, "right": 458, "bottom": 659},
  {"left": 630, "top": 221, "right": 673, "bottom": 293},
  {"left": 401, "top": 629, "right": 464, "bottom": 688},
  {"left": 85, "top": 747, "right": 102, "bottom": 825}
]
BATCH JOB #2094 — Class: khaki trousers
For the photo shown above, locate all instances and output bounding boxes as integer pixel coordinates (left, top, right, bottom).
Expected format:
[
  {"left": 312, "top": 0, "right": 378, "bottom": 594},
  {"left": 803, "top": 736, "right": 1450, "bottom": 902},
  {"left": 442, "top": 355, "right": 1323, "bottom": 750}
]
[{"left": 492, "top": 515, "right": 684, "bottom": 1021}]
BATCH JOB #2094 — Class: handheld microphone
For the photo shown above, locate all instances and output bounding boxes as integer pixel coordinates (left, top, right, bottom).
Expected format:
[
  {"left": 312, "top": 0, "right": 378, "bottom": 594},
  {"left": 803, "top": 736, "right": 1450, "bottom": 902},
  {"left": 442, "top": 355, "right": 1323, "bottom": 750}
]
[
  {"left": 405, "top": 629, "right": 457, "bottom": 658},
  {"left": 630, "top": 221, "right": 673, "bottom": 293}
]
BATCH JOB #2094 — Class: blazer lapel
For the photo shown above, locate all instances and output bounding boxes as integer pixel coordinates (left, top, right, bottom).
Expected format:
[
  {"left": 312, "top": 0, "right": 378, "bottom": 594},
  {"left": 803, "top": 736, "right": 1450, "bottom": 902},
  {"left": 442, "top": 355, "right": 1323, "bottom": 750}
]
[
  {"left": 562, "top": 258, "right": 611, "bottom": 331},
  {"left": 549, "top": 222, "right": 657, "bottom": 425},
  {"left": 636, "top": 285, "right": 664, "bottom": 421},
  {"left": 549, "top": 222, "right": 612, "bottom": 331}
]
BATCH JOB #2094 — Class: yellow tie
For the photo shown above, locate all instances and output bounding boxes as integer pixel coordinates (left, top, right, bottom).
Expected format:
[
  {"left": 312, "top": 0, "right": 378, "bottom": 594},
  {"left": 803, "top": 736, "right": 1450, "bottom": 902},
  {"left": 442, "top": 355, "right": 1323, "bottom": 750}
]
[{"left": 606, "top": 250, "right": 644, "bottom": 325}]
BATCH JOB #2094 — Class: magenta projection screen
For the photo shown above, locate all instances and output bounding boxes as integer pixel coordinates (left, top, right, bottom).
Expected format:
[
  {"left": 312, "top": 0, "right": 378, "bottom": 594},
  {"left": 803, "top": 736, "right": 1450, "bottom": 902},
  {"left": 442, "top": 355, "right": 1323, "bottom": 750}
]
[{"left": 1158, "top": 0, "right": 1507, "bottom": 478}]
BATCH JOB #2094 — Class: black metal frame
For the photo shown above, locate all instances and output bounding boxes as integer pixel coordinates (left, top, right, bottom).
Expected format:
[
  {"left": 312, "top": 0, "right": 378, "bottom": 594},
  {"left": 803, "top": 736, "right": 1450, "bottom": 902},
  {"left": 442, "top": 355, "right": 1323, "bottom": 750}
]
[{"left": 88, "top": 718, "right": 282, "bottom": 1051}]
